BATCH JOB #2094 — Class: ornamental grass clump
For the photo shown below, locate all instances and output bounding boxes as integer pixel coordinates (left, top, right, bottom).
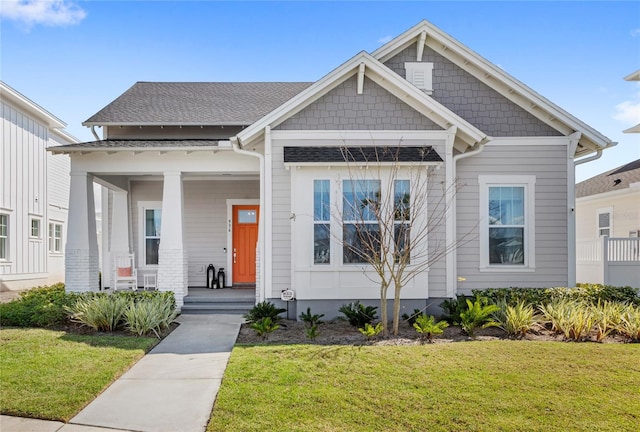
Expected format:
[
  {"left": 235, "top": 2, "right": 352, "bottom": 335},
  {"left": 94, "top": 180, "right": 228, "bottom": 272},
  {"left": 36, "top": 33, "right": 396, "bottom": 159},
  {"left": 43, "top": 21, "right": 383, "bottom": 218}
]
[
  {"left": 66, "top": 294, "right": 128, "bottom": 332},
  {"left": 592, "top": 300, "right": 625, "bottom": 342},
  {"left": 413, "top": 314, "right": 448, "bottom": 342},
  {"left": 124, "top": 294, "right": 177, "bottom": 338},
  {"left": 497, "top": 301, "right": 538, "bottom": 338},
  {"left": 618, "top": 304, "right": 640, "bottom": 342}
]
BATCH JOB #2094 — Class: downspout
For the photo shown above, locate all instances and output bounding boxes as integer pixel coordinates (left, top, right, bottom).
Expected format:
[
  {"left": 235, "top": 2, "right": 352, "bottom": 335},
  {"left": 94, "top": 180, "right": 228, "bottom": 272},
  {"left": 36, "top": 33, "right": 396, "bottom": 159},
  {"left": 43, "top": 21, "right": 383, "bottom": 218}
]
[
  {"left": 570, "top": 140, "right": 616, "bottom": 286},
  {"left": 231, "top": 136, "right": 266, "bottom": 303},
  {"left": 90, "top": 125, "right": 100, "bottom": 141},
  {"left": 448, "top": 136, "right": 490, "bottom": 297}
]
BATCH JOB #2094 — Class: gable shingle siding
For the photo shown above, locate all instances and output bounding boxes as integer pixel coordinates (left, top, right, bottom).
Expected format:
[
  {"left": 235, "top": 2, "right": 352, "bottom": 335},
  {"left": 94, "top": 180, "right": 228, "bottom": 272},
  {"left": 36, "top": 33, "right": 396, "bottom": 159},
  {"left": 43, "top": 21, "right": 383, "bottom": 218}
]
[
  {"left": 384, "top": 45, "right": 562, "bottom": 137},
  {"left": 276, "top": 76, "right": 441, "bottom": 130}
]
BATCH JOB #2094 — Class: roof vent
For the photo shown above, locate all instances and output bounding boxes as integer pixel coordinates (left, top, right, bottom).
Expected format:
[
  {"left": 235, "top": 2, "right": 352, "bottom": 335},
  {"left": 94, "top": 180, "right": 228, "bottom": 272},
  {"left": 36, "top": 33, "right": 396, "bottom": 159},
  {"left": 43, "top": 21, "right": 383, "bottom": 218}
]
[{"left": 405, "top": 62, "right": 434, "bottom": 94}]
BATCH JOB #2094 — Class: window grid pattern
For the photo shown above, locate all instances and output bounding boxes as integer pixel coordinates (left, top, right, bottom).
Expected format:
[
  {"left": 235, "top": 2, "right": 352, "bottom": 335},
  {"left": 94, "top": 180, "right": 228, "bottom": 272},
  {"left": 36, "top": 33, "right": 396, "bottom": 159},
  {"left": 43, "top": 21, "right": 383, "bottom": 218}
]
[
  {"left": 313, "top": 180, "right": 331, "bottom": 264},
  {"left": 0, "top": 214, "right": 7, "bottom": 259},
  {"left": 49, "top": 223, "right": 63, "bottom": 253},
  {"left": 343, "top": 180, "right": 381, "bottom": 264}
]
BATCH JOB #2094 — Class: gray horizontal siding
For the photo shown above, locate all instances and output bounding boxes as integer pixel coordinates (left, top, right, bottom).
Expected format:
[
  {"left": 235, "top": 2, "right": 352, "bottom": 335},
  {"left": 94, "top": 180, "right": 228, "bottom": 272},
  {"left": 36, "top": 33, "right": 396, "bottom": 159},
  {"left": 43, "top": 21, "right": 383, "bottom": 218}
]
[{"left": 455, "top": 142, "right": 569, "bottom": 293}]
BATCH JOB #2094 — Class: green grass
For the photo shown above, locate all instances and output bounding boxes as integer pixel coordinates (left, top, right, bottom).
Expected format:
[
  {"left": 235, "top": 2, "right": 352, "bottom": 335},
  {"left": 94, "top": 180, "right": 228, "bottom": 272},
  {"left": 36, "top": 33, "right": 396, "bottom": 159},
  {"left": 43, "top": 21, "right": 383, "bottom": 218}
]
[
  {"left": 209, "top": 342, "right": 640, "bottom": 432},
  {"left": 0, "top": 328, "right": 156, "bottom": 421}
]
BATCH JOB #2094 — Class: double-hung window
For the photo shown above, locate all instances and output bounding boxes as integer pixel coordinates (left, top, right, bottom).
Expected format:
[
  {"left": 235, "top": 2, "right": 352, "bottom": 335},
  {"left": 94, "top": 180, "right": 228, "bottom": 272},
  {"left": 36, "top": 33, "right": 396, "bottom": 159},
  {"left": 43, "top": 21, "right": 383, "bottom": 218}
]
[
  {"left": 479, "top": 175, "right": 535, "bottom": 270},
  {"left": 313, "top": 180, "right": 331, "bottom": 264},
  {"left": 144, "top": 209, "right": 162, "bottom": 265},
  {"left": 49, "top": 222, "right": 63, "bottom": 253},
  {"left": 394, "top": 180, "right": 411, "bottom": 263},
  {"left": 0, "top": 214, "right": 7, "bottom": 259},
  {"left": 30, "top": 217, "right": 41, "bottom": 240},
  {"left": 597, "top": 208, "right": 612, "bottom": 237},
  {"left": 342, "top": 180, "right": 381, "bottom": 264}
]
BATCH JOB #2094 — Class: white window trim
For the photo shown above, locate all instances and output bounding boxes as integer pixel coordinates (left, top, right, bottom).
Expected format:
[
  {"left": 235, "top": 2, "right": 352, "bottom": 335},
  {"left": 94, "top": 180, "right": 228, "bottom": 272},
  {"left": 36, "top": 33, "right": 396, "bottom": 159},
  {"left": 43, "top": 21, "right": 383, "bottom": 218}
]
[
  {"left": 48, "top": 220, "right": 64, "bottom": 254},
  {"left": 597, "top": 207, "right": 613, "bottom": 237},
  {"left": 137, "top": 201, "right": 162, "bottom": 269},
  {"left": 478, "top": 175, "right": 536, "bottom": 272},
  {"left": 296, "top": 168, "right": 422, "bottom": 270},
  {"left": 29, "top": 215, "right": 42, "bottom": 241},
  {"left": 0, "top": 213, "right": 9, "bottom": 261}
]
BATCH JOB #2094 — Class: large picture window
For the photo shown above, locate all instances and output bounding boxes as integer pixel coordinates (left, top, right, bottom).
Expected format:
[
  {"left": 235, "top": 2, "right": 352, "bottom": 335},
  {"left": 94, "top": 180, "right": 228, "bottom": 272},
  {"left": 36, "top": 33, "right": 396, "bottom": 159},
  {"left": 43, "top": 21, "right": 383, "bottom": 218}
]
[
  {"left": 0, "top": 214, "right": 7, "bottom": 259},
  {"left": 144, "top": 209, "right": 162, "bottom": 265},
  {"left": 479, "top": 175, "right": 535, "bottom": 270},
  {"left": 343, "top": 180, "right": 381, "bottom": 264},
  {"left": 314, "top": 180, "right": 331, "bottom": 264}
]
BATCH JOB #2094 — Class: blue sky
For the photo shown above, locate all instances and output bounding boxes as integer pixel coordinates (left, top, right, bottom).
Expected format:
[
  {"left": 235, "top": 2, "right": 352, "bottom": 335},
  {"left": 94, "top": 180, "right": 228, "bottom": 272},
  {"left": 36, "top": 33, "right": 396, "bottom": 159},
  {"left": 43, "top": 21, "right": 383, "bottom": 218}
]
[{"left": 1, "top": 0, "right": 639, "bottom": 182}]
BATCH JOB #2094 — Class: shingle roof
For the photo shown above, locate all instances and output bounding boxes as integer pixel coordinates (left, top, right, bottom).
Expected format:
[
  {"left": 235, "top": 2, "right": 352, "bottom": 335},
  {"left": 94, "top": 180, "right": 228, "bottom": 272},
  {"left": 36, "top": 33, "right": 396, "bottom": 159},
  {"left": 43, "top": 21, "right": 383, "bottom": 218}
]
[
  {"left": 84, "top": 82, "right": 313, "bottom": 125},
  {"left": 576, "top": 159, "right": 640, "bottom": 198},
  {"left": 284, "top": 146, "right": 443, "bottom": 163},
  {"left": 48, "top": 139, "right": 222, "bottom": 153}
]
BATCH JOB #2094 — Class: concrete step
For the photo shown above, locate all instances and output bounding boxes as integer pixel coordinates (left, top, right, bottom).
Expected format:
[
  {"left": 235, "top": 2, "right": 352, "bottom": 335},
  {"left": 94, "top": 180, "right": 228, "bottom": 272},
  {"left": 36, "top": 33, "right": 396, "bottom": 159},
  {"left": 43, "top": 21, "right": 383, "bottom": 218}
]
[{"left": 181, "top": 300, "right": 253, "bottom": 315}]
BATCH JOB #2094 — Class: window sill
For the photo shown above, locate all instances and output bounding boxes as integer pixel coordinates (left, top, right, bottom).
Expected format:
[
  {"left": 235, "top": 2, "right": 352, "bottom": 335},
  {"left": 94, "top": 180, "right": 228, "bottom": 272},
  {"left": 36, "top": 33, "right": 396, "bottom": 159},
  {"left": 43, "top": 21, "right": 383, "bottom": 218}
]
[{"left": 479, "top": 266, "right": 536, "bottom": 273}]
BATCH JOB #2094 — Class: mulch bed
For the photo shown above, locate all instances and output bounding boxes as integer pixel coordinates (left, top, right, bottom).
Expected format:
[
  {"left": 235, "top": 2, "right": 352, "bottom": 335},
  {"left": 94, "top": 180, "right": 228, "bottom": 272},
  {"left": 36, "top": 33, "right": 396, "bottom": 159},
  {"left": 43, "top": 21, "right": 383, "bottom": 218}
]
[{"left": 236, "top": 319, "right": 631, "bottom": 345}]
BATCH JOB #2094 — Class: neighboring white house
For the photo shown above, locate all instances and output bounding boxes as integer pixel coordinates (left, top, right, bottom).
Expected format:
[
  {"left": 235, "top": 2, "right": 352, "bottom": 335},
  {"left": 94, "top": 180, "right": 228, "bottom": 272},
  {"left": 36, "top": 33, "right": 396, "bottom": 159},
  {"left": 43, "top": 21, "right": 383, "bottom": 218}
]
[
  {"left": 0, "top": 82, "right": 77, "bottom": 290},
  {"left": 51, "top": 20, "right": 615, "bottom": 315},
  {"left": 575, "top": 160, "right": 640, "bottom": 287}
]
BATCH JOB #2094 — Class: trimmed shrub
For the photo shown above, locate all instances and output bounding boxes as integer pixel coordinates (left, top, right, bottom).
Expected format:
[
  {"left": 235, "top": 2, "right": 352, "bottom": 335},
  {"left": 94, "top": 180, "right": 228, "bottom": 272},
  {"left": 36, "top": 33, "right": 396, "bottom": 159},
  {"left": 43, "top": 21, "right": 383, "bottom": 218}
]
[
  {"left": 339, "top": 301, "right": 377, "bottom": 328},
  {"left": 250, "top": 317, "right": 280, "bottom": 339},
  {"left": 244, "top": 301, "right": 286, "bottom": 324},
  {"left": 459, "top": 299, "right": 499, "bottom": 337},
  {"left": 413, "top": 314, "right": 449, "bottom": 342},
  {"left": 0, "top": 283, "right": 77, "bottom": 327}
]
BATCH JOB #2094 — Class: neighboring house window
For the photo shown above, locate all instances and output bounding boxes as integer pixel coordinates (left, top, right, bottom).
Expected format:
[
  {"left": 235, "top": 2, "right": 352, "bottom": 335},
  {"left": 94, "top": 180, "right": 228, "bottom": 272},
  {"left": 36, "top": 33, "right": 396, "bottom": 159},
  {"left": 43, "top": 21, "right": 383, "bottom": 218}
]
[
  {"left": 144, "top": 209, "right": 162, "bottom": 265},
  {"left": 597, "top": 208, "right": 612, "bottom": 237},
  {"left": 30, "top": 217, "right": 41, "bottom": 239},
  {"left": 49, "top": 222, "right": 63, "bottom": 253},
  {"left": 314, "top": 180, "right": 331, "bottom": 264},
  {"left": 0, "top": 214, "right": 7, "bottom": 259},
  {"left": 394, "top": 180, "right": 411, "bottom": 263},
  {"left": 479, "top": 175, "right": 536, "bottom": 270},
  {"left": 343, "top": 180, "right": 381, "bottom": 264}
]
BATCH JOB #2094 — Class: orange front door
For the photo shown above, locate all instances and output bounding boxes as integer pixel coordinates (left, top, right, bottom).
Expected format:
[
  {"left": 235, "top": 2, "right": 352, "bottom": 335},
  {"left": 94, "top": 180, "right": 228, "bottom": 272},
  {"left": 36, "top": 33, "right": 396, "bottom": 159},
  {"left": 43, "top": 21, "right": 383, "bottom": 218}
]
[{"left": 232, "top": 205, "right": 260, "bottom": 285}]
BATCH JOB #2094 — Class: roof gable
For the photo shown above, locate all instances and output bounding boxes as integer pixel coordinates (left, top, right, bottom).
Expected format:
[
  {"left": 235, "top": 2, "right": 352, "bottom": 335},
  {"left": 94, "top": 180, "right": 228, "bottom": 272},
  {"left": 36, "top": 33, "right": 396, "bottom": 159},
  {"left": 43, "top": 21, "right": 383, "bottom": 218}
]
[
  {"left": 372, "top": 20, "right": 613, "bottom": 157},
  {"left": 237, "top": 52, "right": 486, "bottom": 149}
]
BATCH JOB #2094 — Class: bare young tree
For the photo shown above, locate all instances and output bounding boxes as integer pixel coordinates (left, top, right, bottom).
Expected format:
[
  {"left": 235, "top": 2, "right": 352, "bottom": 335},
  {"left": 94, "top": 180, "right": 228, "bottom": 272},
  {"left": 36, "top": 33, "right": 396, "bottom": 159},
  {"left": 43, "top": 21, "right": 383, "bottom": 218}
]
[{"left": 335, "top": 145, "right": 467, "bottom": 336}]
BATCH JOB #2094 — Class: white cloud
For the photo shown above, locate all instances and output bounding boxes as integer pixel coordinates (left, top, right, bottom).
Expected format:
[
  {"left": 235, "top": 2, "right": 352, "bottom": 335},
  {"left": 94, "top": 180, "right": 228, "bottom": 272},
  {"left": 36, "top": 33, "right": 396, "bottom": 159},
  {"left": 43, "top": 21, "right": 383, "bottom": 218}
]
[
  {"left": 613, "top": 100, "right": 640, "bottom": 125},
  {"left": 630, "top": 28, "right": 640, "bottom": 37},
  {"left": 612, "top": 84, "right": 640, "bottom": 125},
  {"left": 377, "top": 35, "right": 393, "bottom": 44},
  {"left": 0, "top": 0, "right": 86, "bottom": 28}
]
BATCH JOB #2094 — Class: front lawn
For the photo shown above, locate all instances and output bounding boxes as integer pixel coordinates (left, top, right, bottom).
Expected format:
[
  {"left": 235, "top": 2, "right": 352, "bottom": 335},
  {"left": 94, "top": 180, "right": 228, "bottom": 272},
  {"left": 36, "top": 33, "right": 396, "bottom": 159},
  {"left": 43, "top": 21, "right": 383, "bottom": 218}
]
[
  {"left": 209, "top": 341, "right": 640, "bottom": 432},
  {"left": 0, "top": 328, "right": 156, "bottom": 421}
]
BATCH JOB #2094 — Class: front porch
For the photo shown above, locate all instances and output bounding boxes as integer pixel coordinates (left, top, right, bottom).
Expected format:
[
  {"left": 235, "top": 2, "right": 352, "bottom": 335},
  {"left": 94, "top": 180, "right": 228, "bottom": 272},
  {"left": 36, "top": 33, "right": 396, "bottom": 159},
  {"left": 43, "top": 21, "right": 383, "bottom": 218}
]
[{"left": 61, "top": 144, "right": 263, "bottom": 309}]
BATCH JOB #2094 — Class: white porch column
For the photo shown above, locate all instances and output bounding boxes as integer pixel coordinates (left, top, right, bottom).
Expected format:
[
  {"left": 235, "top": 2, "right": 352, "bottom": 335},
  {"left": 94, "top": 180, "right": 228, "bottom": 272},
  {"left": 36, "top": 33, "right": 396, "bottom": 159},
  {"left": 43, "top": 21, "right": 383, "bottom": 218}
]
[
  {"left": 65, "top": 172, "right": 99, "bottom": 292},
  {"left": 108, "top": 190, "right": 131, "bottom": 287},
  {"left": 157, "top": 172, "right": 188, "bottom": 308},
  {"left": 445, "top": 126, "right": 457, "bottom": 298}
]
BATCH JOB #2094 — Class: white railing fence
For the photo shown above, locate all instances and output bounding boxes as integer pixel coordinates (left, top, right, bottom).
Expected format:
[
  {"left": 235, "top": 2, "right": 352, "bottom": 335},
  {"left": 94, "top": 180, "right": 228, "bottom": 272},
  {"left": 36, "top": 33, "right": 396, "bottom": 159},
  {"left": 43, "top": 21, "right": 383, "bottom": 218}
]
[{"left": 576, "top": 237, "right": 640, "bottom": 287}]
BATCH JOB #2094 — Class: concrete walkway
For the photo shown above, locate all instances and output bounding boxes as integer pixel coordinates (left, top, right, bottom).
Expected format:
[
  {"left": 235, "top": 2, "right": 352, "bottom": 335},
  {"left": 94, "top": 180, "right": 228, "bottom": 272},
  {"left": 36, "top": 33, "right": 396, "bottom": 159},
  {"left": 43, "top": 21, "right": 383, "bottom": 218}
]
[{"left": 2, "top": 314, "right": 244, "bottom": 432}]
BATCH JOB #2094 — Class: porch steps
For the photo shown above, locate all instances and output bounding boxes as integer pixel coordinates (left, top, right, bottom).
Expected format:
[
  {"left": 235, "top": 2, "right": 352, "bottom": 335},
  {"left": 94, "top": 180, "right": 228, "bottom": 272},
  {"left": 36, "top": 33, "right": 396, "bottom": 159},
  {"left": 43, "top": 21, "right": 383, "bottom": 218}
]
[{"left": 181, "top": 294, "right": 254, "bottom": 315}]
